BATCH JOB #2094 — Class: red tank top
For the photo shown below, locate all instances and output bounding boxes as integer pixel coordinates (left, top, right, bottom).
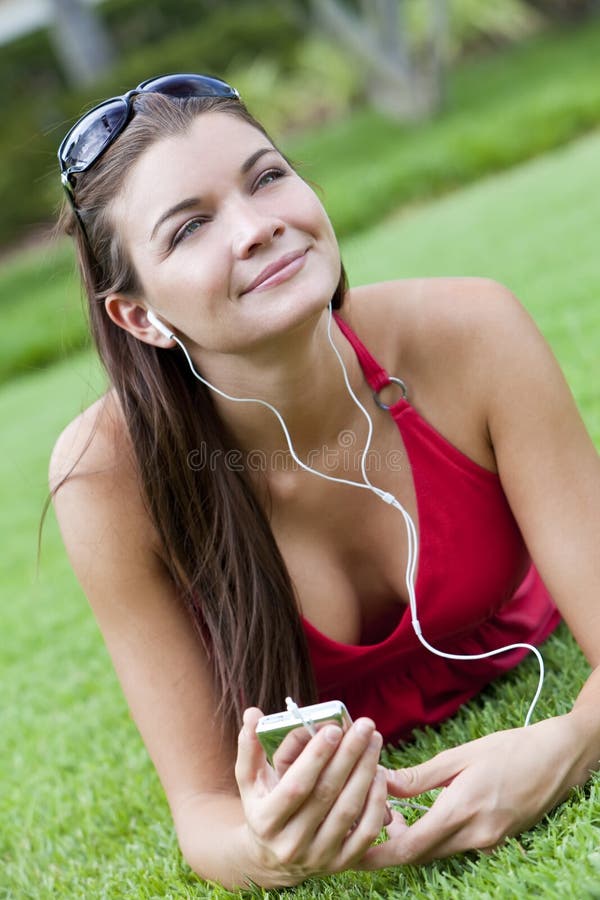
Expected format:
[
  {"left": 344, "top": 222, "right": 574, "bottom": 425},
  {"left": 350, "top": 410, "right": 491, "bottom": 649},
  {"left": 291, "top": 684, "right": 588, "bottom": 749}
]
[{"left": 302, "top": 313, "right": 560, "bottom": 744}]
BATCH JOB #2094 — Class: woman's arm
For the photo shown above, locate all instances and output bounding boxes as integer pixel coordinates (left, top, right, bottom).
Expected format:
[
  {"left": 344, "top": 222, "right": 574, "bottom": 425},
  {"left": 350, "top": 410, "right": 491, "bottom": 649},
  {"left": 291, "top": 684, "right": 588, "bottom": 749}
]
[
  {"left": 363, "top": 278, "right": 600, "bottom": 867},
  {"left": 50, "top": 399, "right": 390, "bottom": 888}
]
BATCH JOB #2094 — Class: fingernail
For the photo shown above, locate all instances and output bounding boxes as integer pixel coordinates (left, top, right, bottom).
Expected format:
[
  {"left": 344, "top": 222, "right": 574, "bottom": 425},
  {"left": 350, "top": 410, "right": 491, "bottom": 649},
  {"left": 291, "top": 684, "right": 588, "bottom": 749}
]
[
  {"left": 369, "top": 732, "right": 382, "bottom": 750},
  {"left": 324, "top": 725, "right": 343, "bottom": 744},
  {"left": 355, "top": 719, "right": 374, "bottom": 737},
  {"left": 383, "top": 802, "right": 393, "bottom": 826}
]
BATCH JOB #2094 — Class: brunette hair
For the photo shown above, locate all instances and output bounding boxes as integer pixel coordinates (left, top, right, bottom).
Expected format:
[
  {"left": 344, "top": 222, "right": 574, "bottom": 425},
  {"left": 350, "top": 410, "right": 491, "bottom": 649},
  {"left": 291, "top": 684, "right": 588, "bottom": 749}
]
[{"left": 57, "top": 91, "right": 347, "bottom": 736}]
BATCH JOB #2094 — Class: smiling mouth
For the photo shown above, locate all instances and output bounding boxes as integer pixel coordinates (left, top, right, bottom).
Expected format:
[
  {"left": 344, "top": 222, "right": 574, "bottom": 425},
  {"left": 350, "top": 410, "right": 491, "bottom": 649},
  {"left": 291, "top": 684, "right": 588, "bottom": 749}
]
[{"left": 241, "top": 249, "right": 308, "bottom": 295}]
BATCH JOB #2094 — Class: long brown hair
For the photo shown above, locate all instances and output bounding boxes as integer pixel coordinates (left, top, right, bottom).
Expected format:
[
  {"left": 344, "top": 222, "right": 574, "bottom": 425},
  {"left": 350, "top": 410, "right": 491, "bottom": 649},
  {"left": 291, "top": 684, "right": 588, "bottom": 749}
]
[{"left": 57, "top": 92, "right": 347, "bottom": 736}]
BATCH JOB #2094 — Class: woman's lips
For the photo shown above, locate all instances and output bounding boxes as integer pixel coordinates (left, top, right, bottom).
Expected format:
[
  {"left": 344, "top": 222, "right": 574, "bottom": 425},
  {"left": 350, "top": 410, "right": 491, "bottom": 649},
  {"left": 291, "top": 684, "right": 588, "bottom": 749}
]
[{"left": 241, "top": 249, "right": 308, "bottom": 295}]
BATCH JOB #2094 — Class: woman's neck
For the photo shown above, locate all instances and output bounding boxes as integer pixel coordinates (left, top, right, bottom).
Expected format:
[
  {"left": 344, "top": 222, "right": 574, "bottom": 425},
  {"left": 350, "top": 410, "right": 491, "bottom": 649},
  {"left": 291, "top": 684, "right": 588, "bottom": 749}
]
[{"left": 194, "top": 307, "right": 369, "bottom": 462}]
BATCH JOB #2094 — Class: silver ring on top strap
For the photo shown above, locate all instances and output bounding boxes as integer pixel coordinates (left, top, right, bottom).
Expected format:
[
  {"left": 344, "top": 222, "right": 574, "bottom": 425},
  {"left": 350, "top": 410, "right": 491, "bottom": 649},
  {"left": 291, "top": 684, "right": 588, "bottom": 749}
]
[{"left": 373, "top": 376, "right": 409, "bottom": 410}]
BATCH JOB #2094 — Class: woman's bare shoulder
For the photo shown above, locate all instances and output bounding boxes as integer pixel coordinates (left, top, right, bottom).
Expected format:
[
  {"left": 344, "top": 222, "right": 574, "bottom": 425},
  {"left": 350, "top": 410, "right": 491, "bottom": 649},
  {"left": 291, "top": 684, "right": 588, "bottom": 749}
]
[
  {"left": 346, "top": 275, "right": 512, "bottom": 339},
  {"left": 49, "top": 389, "right": 133, "bottom": 488},
  {"left": 48, "top": 388, "right": 159, "bottom": 550},
  {"left": 345, "top": 276, "right": 523, "bottom": 372},
  {"left": 343, "top": 277, "right": 531, "bottom": 472}
]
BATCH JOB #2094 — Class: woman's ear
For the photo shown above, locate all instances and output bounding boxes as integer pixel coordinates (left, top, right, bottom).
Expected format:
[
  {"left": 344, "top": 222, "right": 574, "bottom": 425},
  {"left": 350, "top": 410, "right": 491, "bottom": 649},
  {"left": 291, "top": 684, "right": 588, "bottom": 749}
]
[{"left": 104, "top": 295, "right": 176, "bottom": 348}]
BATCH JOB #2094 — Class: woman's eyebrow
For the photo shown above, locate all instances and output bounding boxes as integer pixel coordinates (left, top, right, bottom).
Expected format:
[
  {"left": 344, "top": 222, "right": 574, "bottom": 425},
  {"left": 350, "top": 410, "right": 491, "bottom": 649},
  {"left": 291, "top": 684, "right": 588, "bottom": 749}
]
[
  {"left": 240, "top": 146, "right": 276, "bottom": 174},
  {"left": 150, "top": 148, "right": 277, "bottom": 241},
  {"left": 151, "top": 196, "right": 202, "bottom": 241}
]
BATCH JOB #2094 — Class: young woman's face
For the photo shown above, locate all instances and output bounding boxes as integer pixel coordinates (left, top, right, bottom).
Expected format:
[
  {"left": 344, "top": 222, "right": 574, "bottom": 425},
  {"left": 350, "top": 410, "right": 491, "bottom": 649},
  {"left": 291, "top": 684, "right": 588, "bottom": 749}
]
[{"left": 112, "top": 111, "right": 341, "bottom": 355}]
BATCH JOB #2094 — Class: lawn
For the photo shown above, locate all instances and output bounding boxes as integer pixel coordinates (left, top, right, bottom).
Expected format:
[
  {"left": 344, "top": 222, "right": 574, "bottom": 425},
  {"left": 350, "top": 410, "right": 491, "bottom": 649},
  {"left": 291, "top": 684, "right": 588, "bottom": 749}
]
[{"left": 2, "top": 129, "right": 600, "bottom": 898}]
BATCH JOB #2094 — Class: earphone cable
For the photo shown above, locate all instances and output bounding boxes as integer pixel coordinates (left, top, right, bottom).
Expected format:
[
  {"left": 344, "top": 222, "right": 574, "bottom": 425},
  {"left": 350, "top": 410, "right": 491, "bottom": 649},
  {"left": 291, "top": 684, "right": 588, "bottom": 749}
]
[{"left": 168, "top": 302, "right": 544, "bottom": 727}]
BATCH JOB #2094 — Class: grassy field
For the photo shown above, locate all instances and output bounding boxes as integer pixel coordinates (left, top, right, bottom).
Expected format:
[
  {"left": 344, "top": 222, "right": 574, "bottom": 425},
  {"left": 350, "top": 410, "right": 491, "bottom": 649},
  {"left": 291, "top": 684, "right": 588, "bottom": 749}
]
[{"left": 2, "top": 130, "right": 600, "bottom": 897}]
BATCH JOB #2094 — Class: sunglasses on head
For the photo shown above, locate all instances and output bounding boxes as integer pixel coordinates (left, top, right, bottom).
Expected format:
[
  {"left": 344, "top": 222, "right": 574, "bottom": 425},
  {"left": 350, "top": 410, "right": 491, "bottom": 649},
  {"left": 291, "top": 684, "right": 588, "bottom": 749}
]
[{"left": 58, "top": 73, "right": 240, "bottom": 202}]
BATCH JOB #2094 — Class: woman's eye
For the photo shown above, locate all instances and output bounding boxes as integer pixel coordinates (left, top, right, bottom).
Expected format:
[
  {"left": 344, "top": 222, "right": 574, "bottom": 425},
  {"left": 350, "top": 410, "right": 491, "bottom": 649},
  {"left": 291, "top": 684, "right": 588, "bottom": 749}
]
[
  {"left": 255, "top": 168, "right": 286, "bottom": 190},
  {"left": 173, "top": 217, "right": 207, "bottom": 247}
]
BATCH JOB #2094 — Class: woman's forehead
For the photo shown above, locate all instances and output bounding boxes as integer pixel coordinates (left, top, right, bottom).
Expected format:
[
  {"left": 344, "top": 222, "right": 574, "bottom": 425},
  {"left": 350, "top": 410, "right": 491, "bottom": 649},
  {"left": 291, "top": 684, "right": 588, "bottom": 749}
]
[
  {"left": 129, "top": 114, "right": 274, "bottom": 194},
  {"left": 145, "top": 112, "right": 271, "bottom": 173},
  {"left": 114, "top": 113, "right": 278, "bottom": 237}
]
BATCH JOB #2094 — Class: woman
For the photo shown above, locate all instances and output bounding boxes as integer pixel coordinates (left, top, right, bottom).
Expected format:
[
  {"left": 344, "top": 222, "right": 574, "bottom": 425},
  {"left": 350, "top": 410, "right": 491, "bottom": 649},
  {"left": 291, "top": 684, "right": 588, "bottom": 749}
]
[{"left": 51, "top": 74, "right": 600, "bottom": 889}]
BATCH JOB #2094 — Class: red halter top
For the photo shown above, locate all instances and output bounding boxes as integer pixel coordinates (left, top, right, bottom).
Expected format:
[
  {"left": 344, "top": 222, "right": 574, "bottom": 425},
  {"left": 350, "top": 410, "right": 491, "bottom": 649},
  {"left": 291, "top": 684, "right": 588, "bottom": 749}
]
[{"left": 302, "top": 313, "right": 560, "bottom": 744}]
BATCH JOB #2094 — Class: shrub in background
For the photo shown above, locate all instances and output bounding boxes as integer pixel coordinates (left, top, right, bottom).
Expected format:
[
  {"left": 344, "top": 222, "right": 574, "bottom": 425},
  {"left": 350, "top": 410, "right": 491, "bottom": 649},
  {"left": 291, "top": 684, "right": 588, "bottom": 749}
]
[
  {"left": 0, "top": 0, "right": 303, "bottom": 247},
  {"left": 227, "top": 36, "right": 361, "bottom": 136}
]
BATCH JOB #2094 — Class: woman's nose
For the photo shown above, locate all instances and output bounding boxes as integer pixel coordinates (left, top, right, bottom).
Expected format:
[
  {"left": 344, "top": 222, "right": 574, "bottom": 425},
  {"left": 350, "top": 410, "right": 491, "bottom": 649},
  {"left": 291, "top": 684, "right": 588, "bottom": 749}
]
[{"left": 229, "top": 200, "right": 285, "bottom": 258}]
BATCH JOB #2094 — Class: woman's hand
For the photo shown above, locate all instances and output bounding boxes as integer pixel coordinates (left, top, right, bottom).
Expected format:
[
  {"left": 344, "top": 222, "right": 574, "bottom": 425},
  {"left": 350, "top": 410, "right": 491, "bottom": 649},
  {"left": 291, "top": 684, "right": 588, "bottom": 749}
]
[
  {"left": 363, "top": 714, "right": 588, "bottom": 869},
  {"left": 234, "top": 707, "right": 394, "bottom": 887}
]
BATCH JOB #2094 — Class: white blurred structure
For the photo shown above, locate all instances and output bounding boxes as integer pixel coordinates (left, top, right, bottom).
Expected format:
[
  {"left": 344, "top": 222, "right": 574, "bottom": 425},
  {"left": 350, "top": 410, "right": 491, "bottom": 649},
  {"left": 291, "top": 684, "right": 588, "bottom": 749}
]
[
  {"left": 0, "top": 0, "right": 99, "bottom": 44},
  {"left": 0, "top": 0, "right": 114, "bottom": 85},
  {"left": 310, "top": 0, "right": 447, "bottom": 120}
]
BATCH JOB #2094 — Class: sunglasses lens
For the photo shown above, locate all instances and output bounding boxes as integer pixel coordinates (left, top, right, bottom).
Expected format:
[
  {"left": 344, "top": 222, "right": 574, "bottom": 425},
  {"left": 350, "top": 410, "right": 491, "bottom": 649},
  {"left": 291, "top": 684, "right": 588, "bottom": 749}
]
[
  {"left": 139, "top": 73, "right": 238, "bottom": 99},
  {"left": 61, "top": 99, "right": 128, "bottom": 172},
  {"left": 59, "top": 74, "right": 240, "bottom": 187}
]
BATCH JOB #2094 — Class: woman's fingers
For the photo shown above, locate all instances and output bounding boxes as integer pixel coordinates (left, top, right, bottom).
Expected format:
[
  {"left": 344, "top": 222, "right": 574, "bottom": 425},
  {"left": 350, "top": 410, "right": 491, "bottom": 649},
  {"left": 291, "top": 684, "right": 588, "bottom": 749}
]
[
  {"left": 237, "top": 711, "right": 390, "bottom": 874},
  {"left": 362, "top": 746, "right": 475, "bottom": 870},
  {"left": 363, "top": 785, "right": 464, "bottom": 868},
  {"left": 377, "top": 722, "right": 573, "bottom": 869},
  {"left": 257, "top": 724, "right": 345, "bottom": 834},
  {"left": 272, "top": 727, "right": 313, "bottom": 779},
  {"left": 297, "top": 720, "right": 379, "bottom": 831},
  {"left": 360, "top": 797, "right": 453, "bottom": 869},
  {"left": 363, "top": 742, "right": 524, "bottom": 869},
  {"left": 272, "top": 721, "right": 384, "bottom": 866},
  {"left": 327, "top": 729, "right": 384, "bottom": 833},
  {"left": 333, "top": 766, "right": 390, "bottom": 868},
  {"left": 235, "top": 707, "right": 269, "bottom": 794},
  {"left": 385, "top": 747, "right": 463, "bottom": 800},
  {"left": 311, "top": 728, "right": 383, "bottom": 842}
]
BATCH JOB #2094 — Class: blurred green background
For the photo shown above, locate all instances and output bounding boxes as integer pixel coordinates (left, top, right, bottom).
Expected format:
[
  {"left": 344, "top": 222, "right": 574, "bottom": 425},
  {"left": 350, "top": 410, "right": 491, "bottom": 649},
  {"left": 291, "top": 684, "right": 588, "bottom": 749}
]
[
  {"left": 3, "top": 1, "right": 600, "bottom": 897},
  {"left": 2, "top": 0, "right": 600, "bottom": 382},
  {"left": 0, "top": 0, "right": 597, "bottom": 248}
]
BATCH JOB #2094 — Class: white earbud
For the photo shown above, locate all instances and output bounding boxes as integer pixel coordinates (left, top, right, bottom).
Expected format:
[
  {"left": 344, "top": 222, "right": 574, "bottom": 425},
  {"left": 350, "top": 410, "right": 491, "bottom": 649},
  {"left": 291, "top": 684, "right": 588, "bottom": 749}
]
[{"left": 147, "top": 309, "right": 174, "bottom": 340}]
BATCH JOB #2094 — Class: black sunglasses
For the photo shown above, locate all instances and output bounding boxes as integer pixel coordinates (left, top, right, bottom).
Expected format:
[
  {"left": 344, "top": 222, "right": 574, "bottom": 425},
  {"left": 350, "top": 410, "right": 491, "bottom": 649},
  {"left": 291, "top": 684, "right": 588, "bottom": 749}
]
[{"left": 58, "top": 73, "right": 240, "bottom": 202}]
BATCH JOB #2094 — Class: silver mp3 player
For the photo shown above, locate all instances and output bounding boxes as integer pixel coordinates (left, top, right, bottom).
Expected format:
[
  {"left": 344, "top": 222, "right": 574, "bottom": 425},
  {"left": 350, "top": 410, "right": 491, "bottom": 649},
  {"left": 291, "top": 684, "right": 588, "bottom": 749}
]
[{"left": 256, "top": 700, "right": 352, "bottom": 765}]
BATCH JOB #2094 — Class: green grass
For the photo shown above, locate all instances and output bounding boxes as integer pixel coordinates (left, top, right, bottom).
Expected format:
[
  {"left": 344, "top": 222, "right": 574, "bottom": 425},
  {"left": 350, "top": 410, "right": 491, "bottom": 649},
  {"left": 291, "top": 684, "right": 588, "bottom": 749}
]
[
  {"left": 3, "top": 18, "right": 600, "bottom": 386},
  {"left": 343, "top": 128, "right": 600, "bottom": 443},
  {"left": 289, "top": 18, "right": 600, "bottom": 237},
  {"left": 0, "top": 240, "right": 84, "bottom": 384},
  {"left": 3, "top": 130, "right": 600, "bottom": 897}
]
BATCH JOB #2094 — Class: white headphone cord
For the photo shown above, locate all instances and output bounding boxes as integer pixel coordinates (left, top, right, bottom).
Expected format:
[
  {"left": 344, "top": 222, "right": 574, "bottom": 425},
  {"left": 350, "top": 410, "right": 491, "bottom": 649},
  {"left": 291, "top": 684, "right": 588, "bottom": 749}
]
[
  {"left": 324, "top": 307, "right": 544, "bottom": 727},
  {"left": 164, "top": 303, "right": 544, "bottom": 728}
]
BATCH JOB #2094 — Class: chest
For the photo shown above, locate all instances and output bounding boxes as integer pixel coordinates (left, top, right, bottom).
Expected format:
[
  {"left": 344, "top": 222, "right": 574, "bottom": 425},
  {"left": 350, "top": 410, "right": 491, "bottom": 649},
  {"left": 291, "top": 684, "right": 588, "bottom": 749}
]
[
  {"left": 277, "top": 485, "right": 414, "bottom": 644},
  {"left": 266, "top": 409, "right": 418, "bottom": 644},
  {"left": 267, "top": 401, "right": 525, "bottom": 648}
]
